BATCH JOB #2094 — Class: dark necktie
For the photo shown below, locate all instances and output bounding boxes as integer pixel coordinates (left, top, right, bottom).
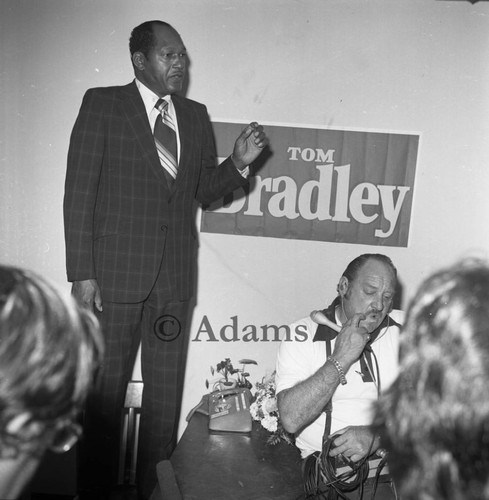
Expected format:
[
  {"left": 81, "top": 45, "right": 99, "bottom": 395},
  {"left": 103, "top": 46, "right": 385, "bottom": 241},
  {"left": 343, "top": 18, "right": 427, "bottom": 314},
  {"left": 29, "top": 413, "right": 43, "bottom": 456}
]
[{"left": 154, "top": 98, "right": 178, "bottom": 183}]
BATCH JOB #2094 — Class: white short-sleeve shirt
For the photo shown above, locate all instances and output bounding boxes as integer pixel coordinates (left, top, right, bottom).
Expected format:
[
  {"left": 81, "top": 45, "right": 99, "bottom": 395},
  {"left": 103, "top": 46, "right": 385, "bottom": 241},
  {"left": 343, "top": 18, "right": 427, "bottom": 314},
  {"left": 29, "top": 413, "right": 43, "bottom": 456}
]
[{"left": 276, "top": 309, "right": 403, "bottom": 458}]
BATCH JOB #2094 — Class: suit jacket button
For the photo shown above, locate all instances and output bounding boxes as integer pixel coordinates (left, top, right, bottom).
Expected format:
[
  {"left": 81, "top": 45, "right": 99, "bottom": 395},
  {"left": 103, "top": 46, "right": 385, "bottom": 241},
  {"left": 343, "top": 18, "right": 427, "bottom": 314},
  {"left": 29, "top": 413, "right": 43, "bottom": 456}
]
[{"left": 160, "top": 225, "right": 167, "bottom": 231}]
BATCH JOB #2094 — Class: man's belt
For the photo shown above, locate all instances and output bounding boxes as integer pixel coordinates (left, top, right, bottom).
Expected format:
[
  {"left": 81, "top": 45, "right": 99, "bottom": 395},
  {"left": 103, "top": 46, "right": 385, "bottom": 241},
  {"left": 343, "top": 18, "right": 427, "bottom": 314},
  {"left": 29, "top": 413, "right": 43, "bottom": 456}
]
[{"left": 335, "top": 456, "right": 390, "bottom": 480}]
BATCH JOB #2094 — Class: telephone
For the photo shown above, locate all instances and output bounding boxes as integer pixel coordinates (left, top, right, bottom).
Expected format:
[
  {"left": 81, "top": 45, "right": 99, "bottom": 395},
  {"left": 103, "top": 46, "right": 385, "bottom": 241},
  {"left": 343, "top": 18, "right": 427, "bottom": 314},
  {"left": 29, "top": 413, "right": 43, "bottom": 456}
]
[
  {"left": 185, "top": 388, "right": 253, "bottom": 434},
  {"left": 208, "top": 387, "right": 252, "bottom": 434}
]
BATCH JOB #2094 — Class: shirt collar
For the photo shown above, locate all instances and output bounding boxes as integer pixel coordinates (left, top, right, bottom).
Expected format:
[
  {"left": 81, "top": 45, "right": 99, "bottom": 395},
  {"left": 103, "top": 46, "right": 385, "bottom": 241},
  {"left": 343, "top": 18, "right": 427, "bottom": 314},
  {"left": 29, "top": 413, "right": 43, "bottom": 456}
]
[{"left": 135, "top": 78, "right": 172, "bottom": 117}]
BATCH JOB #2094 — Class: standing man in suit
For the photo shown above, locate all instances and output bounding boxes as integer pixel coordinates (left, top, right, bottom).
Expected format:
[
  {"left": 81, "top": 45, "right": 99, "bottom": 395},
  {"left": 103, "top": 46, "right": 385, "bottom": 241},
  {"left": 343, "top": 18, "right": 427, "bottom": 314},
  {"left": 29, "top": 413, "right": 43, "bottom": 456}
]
[{"left": 64, "top": 20, "right": 269, "bottom": 500}]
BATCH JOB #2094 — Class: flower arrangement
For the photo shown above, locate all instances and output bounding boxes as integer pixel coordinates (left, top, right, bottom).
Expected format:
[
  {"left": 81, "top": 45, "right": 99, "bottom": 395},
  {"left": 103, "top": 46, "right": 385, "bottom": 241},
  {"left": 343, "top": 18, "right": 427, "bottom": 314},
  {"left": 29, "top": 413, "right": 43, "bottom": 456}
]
[
  {"left": 206, "top": 358, "right": 256, "bottom": 391},
  {"left": 250, "top": 371, "right": 294, "bottom": 446}
]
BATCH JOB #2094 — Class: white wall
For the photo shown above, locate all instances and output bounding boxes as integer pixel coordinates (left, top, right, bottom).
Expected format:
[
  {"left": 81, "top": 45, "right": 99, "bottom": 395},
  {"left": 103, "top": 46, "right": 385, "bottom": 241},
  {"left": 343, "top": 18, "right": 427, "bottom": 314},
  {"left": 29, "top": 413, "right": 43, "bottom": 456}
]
[{"left": 1, "top": 0, "right": 488, "bottom": 439}]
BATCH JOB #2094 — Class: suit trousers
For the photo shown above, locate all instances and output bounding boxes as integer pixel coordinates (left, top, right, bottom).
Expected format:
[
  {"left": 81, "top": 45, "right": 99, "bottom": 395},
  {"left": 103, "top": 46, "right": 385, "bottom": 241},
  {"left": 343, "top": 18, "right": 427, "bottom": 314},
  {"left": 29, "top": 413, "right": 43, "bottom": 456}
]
[{"left": 78, "top": 267, "right": 191, "bottom": 500}]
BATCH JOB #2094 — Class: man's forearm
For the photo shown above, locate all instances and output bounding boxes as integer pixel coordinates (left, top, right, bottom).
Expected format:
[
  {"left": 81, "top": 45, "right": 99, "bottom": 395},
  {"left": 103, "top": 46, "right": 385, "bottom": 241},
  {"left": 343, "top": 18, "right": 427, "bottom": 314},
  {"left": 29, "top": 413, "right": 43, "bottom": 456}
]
[
  {"left": 277, "top": 359, "right": 344, "bottom": 434},
  {"left": 278, "top": 313, "right": 369, "bottom": 435}
]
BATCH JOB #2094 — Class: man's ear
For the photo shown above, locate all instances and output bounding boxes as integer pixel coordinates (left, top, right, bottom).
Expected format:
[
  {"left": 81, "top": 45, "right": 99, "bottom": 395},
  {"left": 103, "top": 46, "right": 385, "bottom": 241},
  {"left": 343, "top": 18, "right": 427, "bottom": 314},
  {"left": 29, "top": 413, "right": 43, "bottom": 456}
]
[
  {"left": 338, "top": 277, "right": 349, "bottom": 298},
  {"left": 132, "top": 51, "right": 146, "bottom": 71}
]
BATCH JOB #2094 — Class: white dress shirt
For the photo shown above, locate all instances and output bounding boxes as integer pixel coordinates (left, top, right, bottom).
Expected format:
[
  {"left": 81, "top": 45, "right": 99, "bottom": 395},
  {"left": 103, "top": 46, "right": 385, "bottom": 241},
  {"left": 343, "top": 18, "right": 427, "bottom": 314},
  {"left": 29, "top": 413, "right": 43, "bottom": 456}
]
[
  {"left": 135, "top": 78, "right": 181, "bottom": 163},
  {"left": 135, "top": 78, "right": 248, "bottom": 177}
]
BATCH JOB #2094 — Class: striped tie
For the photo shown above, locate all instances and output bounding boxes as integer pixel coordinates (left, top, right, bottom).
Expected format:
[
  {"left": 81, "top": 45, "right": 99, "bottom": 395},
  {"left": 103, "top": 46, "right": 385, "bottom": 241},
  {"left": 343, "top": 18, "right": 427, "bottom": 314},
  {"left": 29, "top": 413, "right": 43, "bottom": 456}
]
[{"left": 154, "top": 99, "right": 178, "bottom": 183}]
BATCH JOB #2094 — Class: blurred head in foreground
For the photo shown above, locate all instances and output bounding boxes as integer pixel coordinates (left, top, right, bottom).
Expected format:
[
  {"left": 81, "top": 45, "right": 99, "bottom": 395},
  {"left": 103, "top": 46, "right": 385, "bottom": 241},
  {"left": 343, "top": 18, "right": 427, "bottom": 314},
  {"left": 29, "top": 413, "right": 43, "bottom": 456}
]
[
  {"left": 373, "top": 258, "right": 489, "bottom": 500},
  {"left": 0, "top": 265, "right": 103, "bottom": 499}
]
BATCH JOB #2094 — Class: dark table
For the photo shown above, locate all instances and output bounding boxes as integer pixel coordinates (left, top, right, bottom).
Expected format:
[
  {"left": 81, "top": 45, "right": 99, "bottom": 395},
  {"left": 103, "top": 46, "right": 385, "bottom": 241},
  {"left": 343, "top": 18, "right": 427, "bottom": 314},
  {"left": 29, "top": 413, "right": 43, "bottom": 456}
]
[{"left": 170, "top": 413, "right": 304, "bottom": 500}]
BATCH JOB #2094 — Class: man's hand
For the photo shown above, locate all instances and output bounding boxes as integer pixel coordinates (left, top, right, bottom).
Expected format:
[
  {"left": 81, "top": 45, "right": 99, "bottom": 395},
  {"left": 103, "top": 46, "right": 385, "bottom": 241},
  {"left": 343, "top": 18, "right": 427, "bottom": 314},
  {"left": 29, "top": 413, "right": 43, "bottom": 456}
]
[
  {"left": 331, "top": 313, "right": 370, "bottom": 369},
  {"left": 329, "top": 426, "right": 379, "bottom": 463},
  {"left": 231, "top": 122, "right": 269, "bottom": 170},
  {"left": 72, "top": 279, "right": 103, "bottom": 312}
]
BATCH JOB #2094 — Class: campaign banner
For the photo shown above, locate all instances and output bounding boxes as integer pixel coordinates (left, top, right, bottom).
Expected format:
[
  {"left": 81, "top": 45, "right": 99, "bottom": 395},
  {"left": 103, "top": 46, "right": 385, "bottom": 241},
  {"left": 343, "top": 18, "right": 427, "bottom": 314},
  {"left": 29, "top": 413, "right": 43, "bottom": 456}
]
[{"left": 201, "top": 122, "right": 419, "bottom": 247}]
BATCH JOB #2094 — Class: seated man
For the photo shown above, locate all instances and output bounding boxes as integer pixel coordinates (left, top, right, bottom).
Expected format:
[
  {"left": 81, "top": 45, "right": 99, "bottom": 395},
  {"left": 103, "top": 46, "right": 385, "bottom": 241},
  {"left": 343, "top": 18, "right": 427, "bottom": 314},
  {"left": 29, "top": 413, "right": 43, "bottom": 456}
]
[
  {"left": 0, "top": 265, "right": 103, "bottom": 500},
  {"left": 372, "top": 258, "right": 489, "bottom": 500},
  {"left": 276, "top": 254, "right": 403, "bottom": 499}
]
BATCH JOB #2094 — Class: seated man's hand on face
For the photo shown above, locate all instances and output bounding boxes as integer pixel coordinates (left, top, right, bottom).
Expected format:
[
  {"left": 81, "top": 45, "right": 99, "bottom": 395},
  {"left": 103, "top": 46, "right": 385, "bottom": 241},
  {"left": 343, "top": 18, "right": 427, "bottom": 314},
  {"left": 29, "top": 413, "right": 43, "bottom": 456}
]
[{"left": 331, "top": 313, "right": 370, "bottom": 369}]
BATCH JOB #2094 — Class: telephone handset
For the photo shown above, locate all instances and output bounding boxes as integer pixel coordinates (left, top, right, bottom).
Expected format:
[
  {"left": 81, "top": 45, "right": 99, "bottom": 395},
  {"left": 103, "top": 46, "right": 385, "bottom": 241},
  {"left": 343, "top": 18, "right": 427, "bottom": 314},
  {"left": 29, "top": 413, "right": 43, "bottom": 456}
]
[
  {"left": 208, "top": 387, "right": 253, "bottom": 434},
  {"left": 310, "top": 310, "right": 341, "bottom": 333},
  {"left": 311, "top": 309, "right": 373, "bottom": 352}
]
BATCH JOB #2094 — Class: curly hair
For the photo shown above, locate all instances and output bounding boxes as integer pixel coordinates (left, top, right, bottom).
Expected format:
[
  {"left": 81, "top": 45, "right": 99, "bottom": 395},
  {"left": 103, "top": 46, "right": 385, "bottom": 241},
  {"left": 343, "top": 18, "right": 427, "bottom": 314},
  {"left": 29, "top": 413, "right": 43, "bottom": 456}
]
[
  {"left": 0, "top": 265, "right": 104, "bottom": 456},
  {"left": 372, "top": 258, "right": 489, "bottom": 499}
]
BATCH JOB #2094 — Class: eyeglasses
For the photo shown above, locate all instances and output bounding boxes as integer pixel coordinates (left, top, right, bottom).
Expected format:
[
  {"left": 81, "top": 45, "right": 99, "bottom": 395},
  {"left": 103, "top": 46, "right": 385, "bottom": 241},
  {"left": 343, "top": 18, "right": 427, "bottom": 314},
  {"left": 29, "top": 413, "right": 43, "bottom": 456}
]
[
  {"left": 0, "top": 418, "right": 82, "bottom": 457},
  {"left": 49, "top": 421, "right": 82, "bottom": 454}
]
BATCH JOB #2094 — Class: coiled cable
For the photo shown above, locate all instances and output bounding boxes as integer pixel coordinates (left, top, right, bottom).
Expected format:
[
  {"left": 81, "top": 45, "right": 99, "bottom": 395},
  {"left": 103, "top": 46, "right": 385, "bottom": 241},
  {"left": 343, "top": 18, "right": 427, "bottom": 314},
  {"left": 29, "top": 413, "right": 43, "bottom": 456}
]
[{"left": 303, "top": 435, "right": 386, "bottom": 499}]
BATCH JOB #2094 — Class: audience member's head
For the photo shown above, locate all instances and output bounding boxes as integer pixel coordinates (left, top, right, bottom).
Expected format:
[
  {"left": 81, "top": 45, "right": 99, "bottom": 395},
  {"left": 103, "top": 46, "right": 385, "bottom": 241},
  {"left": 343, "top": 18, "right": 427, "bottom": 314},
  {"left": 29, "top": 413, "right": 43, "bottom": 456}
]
[
  {"left": 373, "top": 258, "right": 489, "bottom": 500},
  {"left": 0, "top": 265, "right": 103, "bottom": 499}
]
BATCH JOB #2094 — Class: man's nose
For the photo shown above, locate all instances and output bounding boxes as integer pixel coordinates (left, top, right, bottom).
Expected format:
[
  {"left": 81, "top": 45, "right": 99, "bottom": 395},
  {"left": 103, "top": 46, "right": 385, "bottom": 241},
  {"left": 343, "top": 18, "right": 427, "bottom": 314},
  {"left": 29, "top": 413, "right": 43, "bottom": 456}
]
[
  {"left": 372, "top": 295, "right": 383, "bottom": 311},
  {"left": 173, "top": 54, "right": 186, "bottom": 67}
]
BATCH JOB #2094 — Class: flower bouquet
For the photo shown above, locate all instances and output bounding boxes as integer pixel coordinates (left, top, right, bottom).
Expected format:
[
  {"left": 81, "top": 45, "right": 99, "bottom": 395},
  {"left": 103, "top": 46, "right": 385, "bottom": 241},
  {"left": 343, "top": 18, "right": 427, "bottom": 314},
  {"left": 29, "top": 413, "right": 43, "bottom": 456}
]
[
  {"left": 250, "top": 371, "right": 294, "bottom": 446},
  {"left": 206, "top": 358, "right": 256, "bottom": 392}
]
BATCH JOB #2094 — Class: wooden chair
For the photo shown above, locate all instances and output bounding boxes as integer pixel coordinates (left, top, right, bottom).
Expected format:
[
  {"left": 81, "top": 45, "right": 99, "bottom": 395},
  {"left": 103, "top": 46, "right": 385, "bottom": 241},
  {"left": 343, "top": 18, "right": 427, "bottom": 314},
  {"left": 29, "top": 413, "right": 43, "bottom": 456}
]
[{"left": 118, "top": 380, "right": 144, "bottom": 485}]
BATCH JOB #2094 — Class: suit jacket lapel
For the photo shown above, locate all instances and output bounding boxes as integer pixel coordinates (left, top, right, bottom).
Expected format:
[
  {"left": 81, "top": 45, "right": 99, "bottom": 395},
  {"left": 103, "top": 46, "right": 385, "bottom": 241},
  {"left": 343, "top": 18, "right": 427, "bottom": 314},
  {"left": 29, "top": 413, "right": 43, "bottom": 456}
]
[
  {"left": 120, "top": 82, "right": 172, "bottom": 191},
  {"left": 172, "top": 96, "right": 192, "bottom": 189}
]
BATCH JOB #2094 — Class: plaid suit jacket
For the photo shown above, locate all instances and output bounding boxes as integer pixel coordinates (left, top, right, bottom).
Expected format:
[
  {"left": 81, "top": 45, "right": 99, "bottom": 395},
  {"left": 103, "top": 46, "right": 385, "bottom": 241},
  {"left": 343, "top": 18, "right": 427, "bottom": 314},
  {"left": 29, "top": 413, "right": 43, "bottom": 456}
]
[{"left": 64, "top": 81, "right": 247, "bottom": 302}]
